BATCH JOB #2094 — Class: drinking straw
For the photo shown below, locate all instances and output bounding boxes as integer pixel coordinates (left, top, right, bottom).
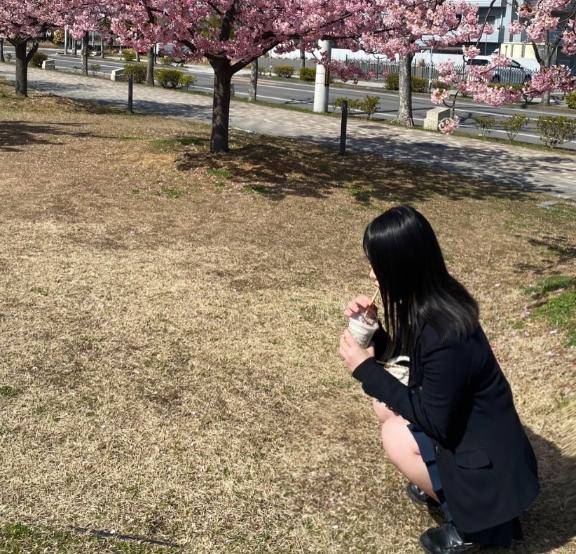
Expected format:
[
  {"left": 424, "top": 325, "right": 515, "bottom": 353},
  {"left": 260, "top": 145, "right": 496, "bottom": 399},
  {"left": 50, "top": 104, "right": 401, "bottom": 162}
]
[{"left": 360, "top": 288, "right": 380, "bottom": 324}]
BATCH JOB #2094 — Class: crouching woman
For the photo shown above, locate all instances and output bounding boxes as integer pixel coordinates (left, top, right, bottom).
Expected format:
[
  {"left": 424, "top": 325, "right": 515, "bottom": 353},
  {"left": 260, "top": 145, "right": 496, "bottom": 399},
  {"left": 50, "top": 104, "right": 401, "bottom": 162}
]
[{"left": 339, "top": 206, "right": 539, "bottom": 553}]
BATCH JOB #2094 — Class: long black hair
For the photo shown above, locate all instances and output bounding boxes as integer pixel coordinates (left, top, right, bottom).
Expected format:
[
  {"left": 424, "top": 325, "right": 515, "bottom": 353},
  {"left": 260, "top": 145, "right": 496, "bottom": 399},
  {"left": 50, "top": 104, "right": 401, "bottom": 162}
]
[{"left": 363, "top": 205, "right": 479, "bottom": 360}]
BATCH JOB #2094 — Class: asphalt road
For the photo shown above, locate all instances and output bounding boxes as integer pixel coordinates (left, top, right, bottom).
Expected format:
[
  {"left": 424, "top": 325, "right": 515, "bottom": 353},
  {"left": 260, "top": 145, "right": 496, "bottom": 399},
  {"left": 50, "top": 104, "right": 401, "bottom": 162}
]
[{"left": 5, "top": 47, "right": 576, "bottom": 148}]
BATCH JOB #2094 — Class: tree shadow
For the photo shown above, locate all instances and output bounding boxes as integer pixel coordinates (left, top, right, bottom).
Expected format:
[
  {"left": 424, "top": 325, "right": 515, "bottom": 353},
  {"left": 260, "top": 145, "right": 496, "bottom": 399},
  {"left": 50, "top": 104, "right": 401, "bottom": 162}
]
[
  {"left": 71, "top": 527, "right": 181, "bottom": 549},
  {"left": 513, "top": 232, "right": 576, "bottom": 275},
  {"left": 174, "top": 138, "right": 537, "bottom": 204},
  {"left": 428, "top": 427, "right": 575, "bottom": 553},
  {"left": 0, "top": 121, "right": 105, "bottom": 152}
]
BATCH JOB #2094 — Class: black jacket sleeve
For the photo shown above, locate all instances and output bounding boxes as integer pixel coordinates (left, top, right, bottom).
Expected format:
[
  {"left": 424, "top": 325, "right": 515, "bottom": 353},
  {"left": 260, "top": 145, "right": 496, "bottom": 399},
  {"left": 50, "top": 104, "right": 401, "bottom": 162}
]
[{"left": 352, "top": 330, "right": 471, "bottom": 448}]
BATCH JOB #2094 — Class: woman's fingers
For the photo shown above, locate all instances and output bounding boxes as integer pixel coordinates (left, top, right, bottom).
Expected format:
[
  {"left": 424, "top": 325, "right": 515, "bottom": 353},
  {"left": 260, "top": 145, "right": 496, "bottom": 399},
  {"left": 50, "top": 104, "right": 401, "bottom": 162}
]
[{"left": 344, "top": 295, "right": 377, "bottom": 317}]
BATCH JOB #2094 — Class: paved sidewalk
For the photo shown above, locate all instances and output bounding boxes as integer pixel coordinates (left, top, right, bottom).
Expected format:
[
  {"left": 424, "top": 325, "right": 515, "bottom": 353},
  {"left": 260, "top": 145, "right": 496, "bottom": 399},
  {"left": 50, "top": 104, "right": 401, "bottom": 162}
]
[{"left": 2, "top": 64, "right": 575, "bottom": 200}]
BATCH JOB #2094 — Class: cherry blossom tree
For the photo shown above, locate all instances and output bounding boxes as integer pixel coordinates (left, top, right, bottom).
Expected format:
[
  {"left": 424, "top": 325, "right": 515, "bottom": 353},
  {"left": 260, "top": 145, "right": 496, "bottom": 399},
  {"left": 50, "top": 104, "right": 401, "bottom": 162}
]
[
  {"left": 0, "top": 0, "right": 55, "bottom": 95},
  {"left": 110, "top": 0, "right": 497, "bottom": 151},
  {"left": 427, "top": 0, "right": 576, "bottom": 134},
  {"left": 110, "top": 0, "right": 387, "bottom": 153},
  {"left": 357, "top": 0, "right": 485, "bottom": 126}
]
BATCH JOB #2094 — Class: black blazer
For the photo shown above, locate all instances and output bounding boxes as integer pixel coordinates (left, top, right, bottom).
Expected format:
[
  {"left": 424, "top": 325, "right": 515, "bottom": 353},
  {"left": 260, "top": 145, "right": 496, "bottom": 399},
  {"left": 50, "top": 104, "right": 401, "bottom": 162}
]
[{"left": 352, "top": 321, "right": 540, "bottom": 533}]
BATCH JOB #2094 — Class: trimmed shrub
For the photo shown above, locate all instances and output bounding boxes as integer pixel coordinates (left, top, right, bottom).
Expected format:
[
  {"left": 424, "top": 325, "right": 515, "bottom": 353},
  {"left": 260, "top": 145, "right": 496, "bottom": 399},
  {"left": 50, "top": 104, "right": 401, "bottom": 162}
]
[
  {"left": 123, "top": 63, "right": 147, "bottom": 84},
  {"left": 162, "top": 55, "right": 175, "bottom": 65},
  {"left": 362, "top": 95, "right": 380, "bottom": 118},
  {"left": 537, "top": 115, "right": 576, "bottom": 148},
  {"left": 386, "top": 73, "right": 428, "bottom": 92},
  {"left": 274, "top": 65, "right": 295, "bottom": 78},
  {"left": 412, "top": 76, "right": 428, "bottom": 93},
  {"left": 154, "top": 68, "right": 184, "bottom": 88},
  {"left": 334, "top": 96, "right": 380, "bottom": 118},
  {"left": 299, "top": 67, "right": 316, "bottom": 81},
  {"left": 473, "top": 115, "right": 497, "bottom": 136},
  {"left": 502, "top": 113, "right": 529, "bottom": 142},
  {"left": 154, "top": 68, "right": 195, "bottom": 89},
  {"left": 89, "top": 63, "right": 101, "bottom": 75},
  {"left": 432, "top": 80, "right": 449, "bottom": 91},
  {"left": 180, "top": 74, "right": 196, "bottom": 90},
  {"left": 567, "top": 92, "right": 576, "bottom": 110},
  {"left": 386, "top": 73, "right": 399, "bottom": 90},
  {"left": 122, "top": 49, "right": 136, "bottom": 62},
  {"left": 30, "top": 52, "right": 48, "bottom": 68}
]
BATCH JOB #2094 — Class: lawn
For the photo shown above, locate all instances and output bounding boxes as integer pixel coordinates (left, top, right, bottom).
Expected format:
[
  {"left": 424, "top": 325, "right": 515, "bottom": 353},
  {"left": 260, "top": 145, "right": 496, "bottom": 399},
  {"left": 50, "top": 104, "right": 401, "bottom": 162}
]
[{"left": 0, "top": 80, "right": 574, "bottom": 553}]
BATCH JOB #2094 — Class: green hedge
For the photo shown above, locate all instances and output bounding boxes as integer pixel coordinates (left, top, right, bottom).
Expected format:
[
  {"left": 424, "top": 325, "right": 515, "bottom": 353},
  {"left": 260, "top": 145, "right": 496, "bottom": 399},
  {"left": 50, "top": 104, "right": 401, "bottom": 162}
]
[
  {"left": 274, "top": 65, "right": 295, "bottom": 78},
  {"left": 122, "top": 49, "right": 136, "bottom": 62},
  {"left": 386, "top": 73, "right": 399, "bottom": 90},
  {"left": 537, "top": 115, "right": 576, "bottom": 148},
  {"left": 567, "top": 92, "right": 576, "bottom": 110},
  {"left": 299, "top": 67, "right": 316, "bottom": 81},
  {"left": 123, "top": 63, "right": 147, "bottom": 84},
  {"left": 334, "top": 95, "right": 380, "bottom": 119},
  {"left": 153, "top": 68, "right": 196, "bottom": 89},
  {"left": 412, "top": 76, "right": 428, "bottom": 93},
  {"left": 30, "top": 52, "right": 48, "bottom": 68},
  {"left": 386, "top": 73, "right": 428, "bottom": 92}
]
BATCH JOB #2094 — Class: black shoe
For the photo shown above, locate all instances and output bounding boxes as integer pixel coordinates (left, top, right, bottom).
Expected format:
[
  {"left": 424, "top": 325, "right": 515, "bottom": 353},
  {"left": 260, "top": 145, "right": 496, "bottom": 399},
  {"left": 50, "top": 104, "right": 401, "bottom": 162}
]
[
  {"left": 407, "top": 483, "right": 442, "bottom": 515},
  {"left": 420, "top": 523, "right": 479, "bottom": 554}
]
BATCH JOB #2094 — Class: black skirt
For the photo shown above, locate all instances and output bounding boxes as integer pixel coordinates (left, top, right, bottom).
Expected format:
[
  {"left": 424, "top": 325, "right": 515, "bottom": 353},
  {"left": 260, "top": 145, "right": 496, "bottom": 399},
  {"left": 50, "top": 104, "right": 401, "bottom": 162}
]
[{"left": 407, "top": 422, "right": 523, "bottom": 548}]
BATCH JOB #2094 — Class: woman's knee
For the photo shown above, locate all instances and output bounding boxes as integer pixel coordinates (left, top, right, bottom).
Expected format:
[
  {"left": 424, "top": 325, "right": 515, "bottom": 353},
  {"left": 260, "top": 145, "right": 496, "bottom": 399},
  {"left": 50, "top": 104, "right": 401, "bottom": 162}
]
[{"left": 372, "top": 398, "right": 396, "bottom": 425}]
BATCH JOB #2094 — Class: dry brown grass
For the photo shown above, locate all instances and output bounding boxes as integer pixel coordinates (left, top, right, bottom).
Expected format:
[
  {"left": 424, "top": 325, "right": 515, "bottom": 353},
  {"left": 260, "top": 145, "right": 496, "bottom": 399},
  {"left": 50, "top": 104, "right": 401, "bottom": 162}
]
[{"left": 0, "top": 80, "right": 574, "bottom": 553}]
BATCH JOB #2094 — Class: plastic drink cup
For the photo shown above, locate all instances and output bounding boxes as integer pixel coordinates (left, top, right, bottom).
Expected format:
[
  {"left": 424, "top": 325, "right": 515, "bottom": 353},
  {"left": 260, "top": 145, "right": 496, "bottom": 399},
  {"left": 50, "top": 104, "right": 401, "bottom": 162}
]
[{"left": 348, "top": 311, "right": 379, "bottom": 348}]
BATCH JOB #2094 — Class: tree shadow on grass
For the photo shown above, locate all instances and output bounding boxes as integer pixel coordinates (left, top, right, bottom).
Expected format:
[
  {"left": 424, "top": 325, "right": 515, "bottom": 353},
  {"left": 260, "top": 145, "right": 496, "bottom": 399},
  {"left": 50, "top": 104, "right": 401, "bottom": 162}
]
[
  {"left": 0, "top": 120, "right": 104, "bottom": 152},
  {"left": 71, "top": 527, "right": 181, "bottom": 549},
  {"left": 514, "top": 232, "right": 576, "bottom": 275},
  {"left": 507, "top": 427, "right": 575, "bottom": 553},
  {"left": 175, "top": 138, "right": 535, "bottom": 204}
]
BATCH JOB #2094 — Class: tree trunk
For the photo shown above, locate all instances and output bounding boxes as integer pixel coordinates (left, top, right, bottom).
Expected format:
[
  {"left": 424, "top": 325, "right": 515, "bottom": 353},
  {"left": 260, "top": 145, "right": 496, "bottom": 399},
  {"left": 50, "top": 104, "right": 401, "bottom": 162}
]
[
  {"left": 136, "top": 50, "right": 141, "bottom": 63},
  {"left": 146, "top": 47, "right": 155, "bottom": 86},
  {"left": 210, "top": 62, "right": 233, "bottom": 153},
  {"left": 82, "top": 32, "right": 89, "bottom": 75},
  {"left": 0, "top": 39, "right": 5, "bottom": 63},
  {"left": 14, "top": 40, "right": 38, "bottom": 97},
  {"left": 249, "top": 59, "right": 258, "bottom": 101},
  {"left": 398, "top": 54, "right": 414, "bottom": 127},
  {"left": 300, "top": 47, "right": 306, "bottom": 69}
]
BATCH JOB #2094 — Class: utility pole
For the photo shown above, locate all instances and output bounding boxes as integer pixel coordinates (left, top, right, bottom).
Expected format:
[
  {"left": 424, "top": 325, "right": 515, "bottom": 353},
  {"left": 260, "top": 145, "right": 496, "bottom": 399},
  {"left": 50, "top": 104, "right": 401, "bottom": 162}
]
[{"left": 313, "top": 40, "right": 332, "bottom": 113}]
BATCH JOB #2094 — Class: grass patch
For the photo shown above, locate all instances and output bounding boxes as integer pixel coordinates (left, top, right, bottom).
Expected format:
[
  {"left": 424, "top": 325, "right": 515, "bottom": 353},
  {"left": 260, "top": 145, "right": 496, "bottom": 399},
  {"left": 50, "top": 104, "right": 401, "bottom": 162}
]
[
  {"left": 0, "top": 385, "right": 22, "bottom": 398},
  {"left": 158, "top": 186, "right": 184, "bottom": 199},
  {"left": 0, "top": 79, "right": 574, "bottom": 553},
  {"left": 524, "top": 275, "right": 576, "bottom": 297},
  {"left": 524, "top": 274, "right": 576, "bottom": 347},
  {"left": 150, "top": 136, "right": 204, "bottom": 152},
  {"left": 533, "top": 289, "right": 576, "bottom": 346},
  {"left": 242, "top": 184, "right": 268, "bottom": 194},
  {"left": 0, "top": 522, "right": 175, "bottom": 553}
]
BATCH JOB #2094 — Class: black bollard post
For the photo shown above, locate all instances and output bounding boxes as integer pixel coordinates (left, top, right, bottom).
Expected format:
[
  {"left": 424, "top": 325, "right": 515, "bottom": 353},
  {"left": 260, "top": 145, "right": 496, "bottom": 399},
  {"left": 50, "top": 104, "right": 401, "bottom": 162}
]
[
  {"left": 128, "top": 75, "right": 134, "bottom": 114},
  {"left": 339, "top": 100, "right": 348, "bottom": 156}
]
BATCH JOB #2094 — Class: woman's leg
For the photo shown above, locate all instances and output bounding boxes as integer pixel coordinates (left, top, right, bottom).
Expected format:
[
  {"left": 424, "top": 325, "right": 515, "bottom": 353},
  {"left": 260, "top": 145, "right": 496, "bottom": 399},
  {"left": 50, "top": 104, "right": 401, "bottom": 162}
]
[
  {"left": 372, "top": 398, "right": 396, "bottom": 425},
  {"left": 379, "top": 413, "right": 439, "bottom": 502}
]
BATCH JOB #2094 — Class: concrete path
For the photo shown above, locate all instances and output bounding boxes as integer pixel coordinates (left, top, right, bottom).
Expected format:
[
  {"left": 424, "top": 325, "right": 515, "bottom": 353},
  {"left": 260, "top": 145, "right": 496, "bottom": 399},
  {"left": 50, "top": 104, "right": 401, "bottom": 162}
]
[{"left": 2, "top": 64, "right": 575, "bottom": 200}]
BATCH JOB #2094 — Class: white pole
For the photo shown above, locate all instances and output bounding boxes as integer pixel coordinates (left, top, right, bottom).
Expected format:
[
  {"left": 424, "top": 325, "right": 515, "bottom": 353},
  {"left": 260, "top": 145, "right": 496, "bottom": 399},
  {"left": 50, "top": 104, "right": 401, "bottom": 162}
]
[{"left": 313, "top": 40, "right": 332, "bottom": 113}]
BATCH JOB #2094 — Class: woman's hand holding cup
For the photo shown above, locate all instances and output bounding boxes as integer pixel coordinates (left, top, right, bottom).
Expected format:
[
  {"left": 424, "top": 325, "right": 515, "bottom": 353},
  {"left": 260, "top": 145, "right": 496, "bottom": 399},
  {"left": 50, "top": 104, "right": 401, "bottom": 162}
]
[{"left": 344, "top": 295, "right": 378, "bottom": 320}]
